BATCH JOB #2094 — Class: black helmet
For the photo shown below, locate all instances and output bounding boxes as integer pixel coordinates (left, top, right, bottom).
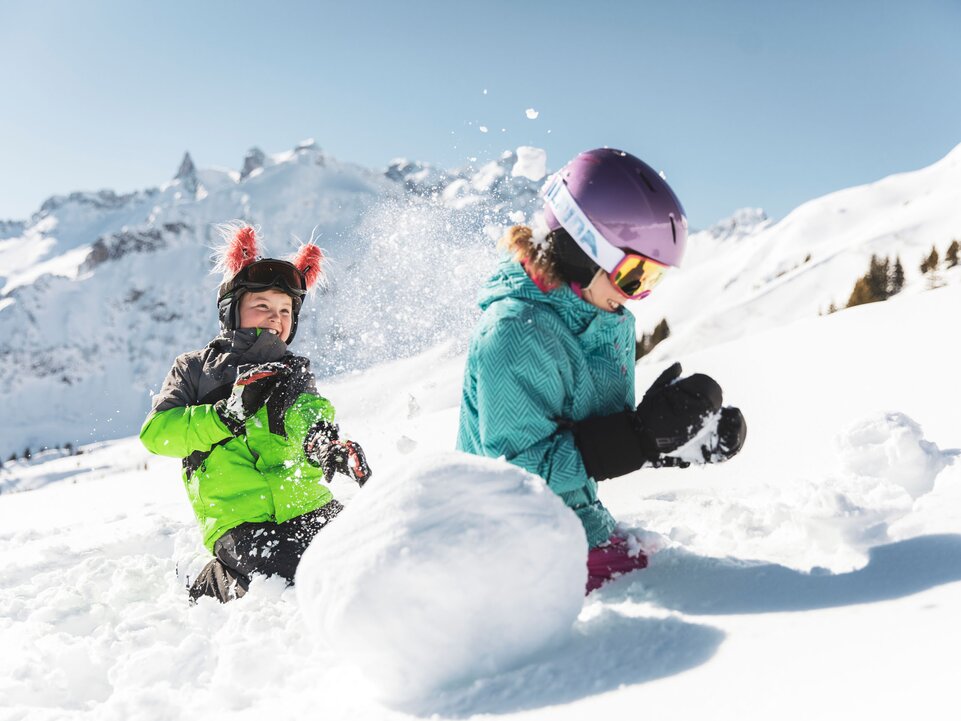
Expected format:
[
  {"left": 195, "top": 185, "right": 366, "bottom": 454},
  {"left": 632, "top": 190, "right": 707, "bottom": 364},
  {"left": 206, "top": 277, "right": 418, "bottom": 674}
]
[{"left": 214, "top": 223, "right": 324, "bottom": 345}]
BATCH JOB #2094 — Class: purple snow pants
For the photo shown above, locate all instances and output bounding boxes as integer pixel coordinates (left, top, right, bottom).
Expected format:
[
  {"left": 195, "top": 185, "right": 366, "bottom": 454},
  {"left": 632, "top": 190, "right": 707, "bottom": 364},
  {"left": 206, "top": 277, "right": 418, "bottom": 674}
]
[{"left": 586, "top": 536, "right": 648, "bottom": 593}]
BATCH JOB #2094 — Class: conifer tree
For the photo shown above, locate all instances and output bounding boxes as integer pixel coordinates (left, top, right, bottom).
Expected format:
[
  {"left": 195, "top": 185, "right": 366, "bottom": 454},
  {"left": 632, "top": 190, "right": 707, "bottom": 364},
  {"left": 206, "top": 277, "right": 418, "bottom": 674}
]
[
  {"left": 890, "top": 256, "right": 905, "bottom": 295},
  {"left": 846, "top": 276, "right": 873, "bottom": 308},
  {"left": 827, "top": 301, "right": 838, "bottom": 314},
  {"left": 867, "top": 255, "right": 890, "bottom": 300},
  {"left": 635, "top": 318, "right": 671, "bottom": 360},
  {"left": 947, "top": 239, "right": 960, "bottom": 268},
  {"left": 920, "top": 246, "right": 939, "bottom": 274}
]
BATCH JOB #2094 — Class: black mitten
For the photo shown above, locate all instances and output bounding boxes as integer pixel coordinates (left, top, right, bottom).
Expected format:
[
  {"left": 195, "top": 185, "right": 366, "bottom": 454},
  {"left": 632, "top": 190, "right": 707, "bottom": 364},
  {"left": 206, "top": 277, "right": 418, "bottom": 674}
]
[
  {"left": 572, "top": 363, "right": 723, "bottom": 481},
  {"left": 214, "top": 362, "right": 285, "bottom": 435},
  {"left": 635, "top": 363, "right": 723, "bottom": 457}
]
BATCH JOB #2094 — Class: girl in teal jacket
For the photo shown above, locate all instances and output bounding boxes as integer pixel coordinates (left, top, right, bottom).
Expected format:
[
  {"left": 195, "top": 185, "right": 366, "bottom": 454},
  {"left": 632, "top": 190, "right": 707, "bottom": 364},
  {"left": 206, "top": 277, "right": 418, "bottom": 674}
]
[
  {"left": 457, "top": 149, "right": 747, "bottom": 591},
  {"left": 141, "top": 223, "right": 371, "bottom": 603}
]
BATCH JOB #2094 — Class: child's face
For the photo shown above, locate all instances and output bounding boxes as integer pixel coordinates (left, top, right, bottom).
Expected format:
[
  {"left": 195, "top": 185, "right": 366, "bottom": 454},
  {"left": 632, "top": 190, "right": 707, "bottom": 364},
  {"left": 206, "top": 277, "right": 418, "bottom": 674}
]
[
  {"left": 238, "top": 289, "right": 294, "bottom": 342},
  {"left": 581, "top": 269, "right": 625, "bottom": 313}
]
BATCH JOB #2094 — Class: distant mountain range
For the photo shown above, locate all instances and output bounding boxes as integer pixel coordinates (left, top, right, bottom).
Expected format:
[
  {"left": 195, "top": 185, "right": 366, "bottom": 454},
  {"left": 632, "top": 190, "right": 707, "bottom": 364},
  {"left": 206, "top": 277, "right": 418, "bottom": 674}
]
[{"left": 1, "top": 139, "right": 958, "bottom": 459}]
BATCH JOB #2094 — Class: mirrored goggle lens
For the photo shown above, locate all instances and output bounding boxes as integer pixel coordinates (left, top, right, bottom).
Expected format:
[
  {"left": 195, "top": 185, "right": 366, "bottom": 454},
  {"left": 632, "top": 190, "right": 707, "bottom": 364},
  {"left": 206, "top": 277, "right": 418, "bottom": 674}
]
[
  {"left": 244, "top": 261, "right": 306, "bottom": 294},
  {"left": 610, "top": 254, "right": 667, "bottom": 299}
]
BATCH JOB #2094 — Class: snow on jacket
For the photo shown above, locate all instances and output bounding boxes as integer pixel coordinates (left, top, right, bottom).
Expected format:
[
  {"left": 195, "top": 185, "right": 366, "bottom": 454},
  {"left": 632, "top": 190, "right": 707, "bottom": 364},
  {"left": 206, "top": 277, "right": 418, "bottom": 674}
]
[
  {"left": 457, "top": 258, "right": 636, "bottom": 548},
  {"left": 140, "top": 329, "right": 335, "bottom": 551}
]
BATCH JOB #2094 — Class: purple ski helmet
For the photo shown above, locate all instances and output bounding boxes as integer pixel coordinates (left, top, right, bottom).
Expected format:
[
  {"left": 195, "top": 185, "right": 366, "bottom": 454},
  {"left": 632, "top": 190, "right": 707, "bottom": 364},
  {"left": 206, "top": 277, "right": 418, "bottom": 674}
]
[{"left": 542, "top": 148, "right": 688, "bottom": 269}]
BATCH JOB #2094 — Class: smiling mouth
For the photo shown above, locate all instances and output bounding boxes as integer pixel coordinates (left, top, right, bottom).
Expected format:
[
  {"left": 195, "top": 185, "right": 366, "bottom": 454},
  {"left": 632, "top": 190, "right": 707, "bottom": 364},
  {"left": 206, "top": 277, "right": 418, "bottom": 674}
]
[
  {"left": 265, "top": 328, "right": 279, "bottom": 335},
  {"left": 607, "top": 299, "right": 621, "bottom": 311}
]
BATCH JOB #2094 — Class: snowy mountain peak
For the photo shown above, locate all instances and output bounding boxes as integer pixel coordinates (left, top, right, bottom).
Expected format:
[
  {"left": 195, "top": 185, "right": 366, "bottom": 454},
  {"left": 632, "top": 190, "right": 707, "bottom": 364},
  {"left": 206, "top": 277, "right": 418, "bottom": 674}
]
[
  {"left": 705, "top": 207, "right": 770, "bottom": 241},
  {"left": 0, "top": 219, "right": 26, "bottom": 237},
  {"left": 240, "top": 147, "right": 267, "bottom": 180},
  {"left": 295, "top": 138, "right": 320, "bottom": 152},
  {"left": 37, "top": 189, "right": 153, "bottom": 218},
  {"left": 174, "top": 152, "right": 199, "bottom": 195},
  {"left": 174, "top": 152, "right": 196, "bottom": 181}
]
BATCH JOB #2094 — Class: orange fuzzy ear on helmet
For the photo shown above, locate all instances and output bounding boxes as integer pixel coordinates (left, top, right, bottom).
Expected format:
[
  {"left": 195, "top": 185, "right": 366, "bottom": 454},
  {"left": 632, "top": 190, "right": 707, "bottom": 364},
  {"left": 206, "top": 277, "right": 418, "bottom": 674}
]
[
  {"left": 292, "top": 243, "right": 324, "bottom": 290},
  {"left": 224, "top": 226, "right": 259, "bottom": 276}
]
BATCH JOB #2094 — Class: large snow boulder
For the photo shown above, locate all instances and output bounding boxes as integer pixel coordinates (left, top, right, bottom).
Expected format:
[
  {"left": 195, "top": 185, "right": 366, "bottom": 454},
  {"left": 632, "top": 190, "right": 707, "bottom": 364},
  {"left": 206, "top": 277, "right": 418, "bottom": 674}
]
[{"left": 295, "top": 453, "right": 587, "bottom": 703}]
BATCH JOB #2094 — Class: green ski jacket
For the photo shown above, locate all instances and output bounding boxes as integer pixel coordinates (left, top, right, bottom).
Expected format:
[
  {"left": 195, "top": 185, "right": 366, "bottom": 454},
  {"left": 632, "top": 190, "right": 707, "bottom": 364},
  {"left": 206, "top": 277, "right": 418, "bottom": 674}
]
[{"left": 141, "top": 329, "right": 335, "bottom": 551}]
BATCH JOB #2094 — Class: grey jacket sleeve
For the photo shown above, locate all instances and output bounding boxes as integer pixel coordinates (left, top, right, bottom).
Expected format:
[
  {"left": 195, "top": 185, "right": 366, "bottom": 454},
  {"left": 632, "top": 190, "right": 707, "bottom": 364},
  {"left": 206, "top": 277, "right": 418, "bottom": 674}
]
[{"left": 149, "top": 353, "right": 201, "bottom": 416}]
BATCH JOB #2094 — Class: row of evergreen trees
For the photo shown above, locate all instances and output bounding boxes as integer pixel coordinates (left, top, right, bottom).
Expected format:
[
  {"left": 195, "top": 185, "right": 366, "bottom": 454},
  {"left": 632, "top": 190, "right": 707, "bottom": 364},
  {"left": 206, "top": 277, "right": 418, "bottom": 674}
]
[
  {"left": 845, "top": 254, "right": 905, "bottom": 308},
  {"left": 1, "top": 442, "right": 81, "bottom": 469},
  {"left": 920, "top": 239, "right": 959, "bottom": 275},
  {"left": 826, "top": 238, "right": 959, "bottom": 313}
]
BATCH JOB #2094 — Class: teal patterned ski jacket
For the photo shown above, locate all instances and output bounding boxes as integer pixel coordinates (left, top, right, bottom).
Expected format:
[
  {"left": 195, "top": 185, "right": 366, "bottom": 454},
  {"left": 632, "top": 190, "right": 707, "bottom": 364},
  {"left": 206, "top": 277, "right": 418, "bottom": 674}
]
[{"left": 457, "top": 258, "right": 637, "bottom": 547}]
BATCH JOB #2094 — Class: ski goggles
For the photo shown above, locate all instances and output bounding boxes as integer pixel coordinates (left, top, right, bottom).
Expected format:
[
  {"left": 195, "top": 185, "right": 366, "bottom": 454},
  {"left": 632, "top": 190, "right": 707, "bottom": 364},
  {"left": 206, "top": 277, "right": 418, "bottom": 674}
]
[
  {"left": 234, "top": 259, "right": 307, "bottom": 297},
  {"left": 609, "top": 253, "right": 668, "bottom": 300}
]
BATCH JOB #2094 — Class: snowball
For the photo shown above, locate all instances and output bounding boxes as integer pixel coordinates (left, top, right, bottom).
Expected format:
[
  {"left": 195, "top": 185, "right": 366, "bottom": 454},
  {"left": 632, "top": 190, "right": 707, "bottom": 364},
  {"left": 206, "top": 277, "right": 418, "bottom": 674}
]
[
  {"left": 511, "top": 146, "right": 547, "bottom": 181},
  {"left": 479, "top": 126, "right": 489, "bottom": 133},
  {"left": 295, "top": 453, "right": 587, "bottom": 704},
  {"left": 837, "top": 412, "right": 949, "bottom": 499},
  {"left": 525, "top": 108, "right": 539, "bottom": 119}
]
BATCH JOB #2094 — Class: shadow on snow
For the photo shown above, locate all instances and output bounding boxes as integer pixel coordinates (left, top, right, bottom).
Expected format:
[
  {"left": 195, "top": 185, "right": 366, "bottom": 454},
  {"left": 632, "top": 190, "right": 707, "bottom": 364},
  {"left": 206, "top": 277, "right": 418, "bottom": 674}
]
[
  {"left": 613, "top": 533, "right": 961, "bottom": 615},
  {"left": 421, "top": 533, "right": 961, "bottom": 717}
]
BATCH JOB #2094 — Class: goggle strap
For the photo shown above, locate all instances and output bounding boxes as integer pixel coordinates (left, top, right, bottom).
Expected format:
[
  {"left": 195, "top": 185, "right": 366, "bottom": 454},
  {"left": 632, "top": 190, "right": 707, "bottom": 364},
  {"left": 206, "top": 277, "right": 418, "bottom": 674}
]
[{"left": 542, "top": 175, "right": 625, "bottom": 273}]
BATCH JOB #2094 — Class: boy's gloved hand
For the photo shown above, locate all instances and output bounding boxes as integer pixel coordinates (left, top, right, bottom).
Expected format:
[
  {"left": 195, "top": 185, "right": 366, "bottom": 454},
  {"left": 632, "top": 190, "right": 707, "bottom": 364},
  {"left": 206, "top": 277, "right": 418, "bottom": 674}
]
[
  {"left": 572, "top": 362, "right": 723, "bottom": 481},
  {"left": 304, "top": 420, "right": 372, "bottom": 487},
  {"left": 214, "top": 362, "right": 287, "bottom": 435}
]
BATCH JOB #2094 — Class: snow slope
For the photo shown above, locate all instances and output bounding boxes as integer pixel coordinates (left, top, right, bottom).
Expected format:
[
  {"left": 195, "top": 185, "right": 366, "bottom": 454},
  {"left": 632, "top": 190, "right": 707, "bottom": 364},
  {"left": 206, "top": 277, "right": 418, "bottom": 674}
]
[
  {"left": 638, "top": 141, "right": 961, "bottom": 353},
  {"left": 1, "top": 280, "right": 959, "bottom": 720}
]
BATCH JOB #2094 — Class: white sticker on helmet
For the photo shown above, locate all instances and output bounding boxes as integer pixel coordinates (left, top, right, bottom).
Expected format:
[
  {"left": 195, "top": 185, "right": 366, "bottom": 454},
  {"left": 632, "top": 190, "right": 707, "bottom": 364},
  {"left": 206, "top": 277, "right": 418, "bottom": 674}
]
[{"left": 542, "top": 174, "right": 625, "bottom": 273}]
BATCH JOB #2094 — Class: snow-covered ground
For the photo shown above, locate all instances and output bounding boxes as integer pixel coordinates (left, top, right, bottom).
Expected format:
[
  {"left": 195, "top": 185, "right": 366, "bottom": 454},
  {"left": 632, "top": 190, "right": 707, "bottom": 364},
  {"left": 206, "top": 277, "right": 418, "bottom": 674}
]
[{"left": 2, "top": 278, "right": 959, "bottom": 720}]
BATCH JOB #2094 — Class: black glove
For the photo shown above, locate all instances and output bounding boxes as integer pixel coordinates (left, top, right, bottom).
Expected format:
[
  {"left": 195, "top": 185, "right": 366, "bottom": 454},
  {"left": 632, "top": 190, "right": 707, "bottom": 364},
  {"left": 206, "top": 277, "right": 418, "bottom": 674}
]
[
  {"left": 304, "top": 420, "right": 373, "bottom": 487},
  {"left": 649, "top": 405, "right": 748, "bottom": 468},
  {"left": 267, "top": 356, "right": 313, "bottom": 416},
  {"left": 214, "top": 362, "right": 286, "bottom": 435},
  {"left": 572, "top": 363, "right": 722, "bottom": 481},
  {"left": 635, "top": 362, "right": 723, "bottom": 457}
]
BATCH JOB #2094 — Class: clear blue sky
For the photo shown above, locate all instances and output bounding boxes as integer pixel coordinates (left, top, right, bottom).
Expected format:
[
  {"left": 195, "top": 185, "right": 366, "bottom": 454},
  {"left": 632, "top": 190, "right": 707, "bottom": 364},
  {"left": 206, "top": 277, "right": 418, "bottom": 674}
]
[{"left": 1, "top": 0, "right": 959, "bottom": 228}]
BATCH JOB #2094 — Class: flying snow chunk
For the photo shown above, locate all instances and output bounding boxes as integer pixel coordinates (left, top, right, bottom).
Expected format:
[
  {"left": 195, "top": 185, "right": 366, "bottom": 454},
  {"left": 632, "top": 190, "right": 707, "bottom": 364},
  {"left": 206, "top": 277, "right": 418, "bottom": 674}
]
[
  {"left": 511, "top": 146, "right": 548, "bottom": 181},
  {"left": 296, "top": 453, "right": 587, "bottom": 705},
  {"left": 525, "top": 108, "right": 539, "bottom": 119},
  {"left": 479, "top": 126, "right": 489, "bottom": 133}
]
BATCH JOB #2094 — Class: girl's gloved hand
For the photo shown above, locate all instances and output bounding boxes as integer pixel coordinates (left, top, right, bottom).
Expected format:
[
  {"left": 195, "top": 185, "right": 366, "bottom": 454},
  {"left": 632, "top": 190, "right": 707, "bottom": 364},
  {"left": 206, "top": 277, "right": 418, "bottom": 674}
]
[
  {"left": 572, "top": 362, "right": 724, "bottom": 481},
  {"left": 633, "top": 362, "right": 723, "bottom": 458}
]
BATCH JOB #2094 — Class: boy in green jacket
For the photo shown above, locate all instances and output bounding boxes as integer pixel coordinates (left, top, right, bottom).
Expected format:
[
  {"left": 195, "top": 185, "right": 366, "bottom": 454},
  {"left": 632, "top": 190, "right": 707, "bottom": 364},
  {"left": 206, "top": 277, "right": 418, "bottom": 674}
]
[{"left": 141, "top": 223, "right": 370, "bottom": 603}]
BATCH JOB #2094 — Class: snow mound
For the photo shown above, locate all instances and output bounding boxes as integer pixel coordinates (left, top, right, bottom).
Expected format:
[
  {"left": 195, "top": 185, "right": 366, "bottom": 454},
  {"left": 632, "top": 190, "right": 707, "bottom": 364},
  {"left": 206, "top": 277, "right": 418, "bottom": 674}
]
[
  {"left": 837, "top": 412, "right": 950, "bottom": 499},
  {"left": 295, "top": 453, "right": 587, "bottom": 705}
]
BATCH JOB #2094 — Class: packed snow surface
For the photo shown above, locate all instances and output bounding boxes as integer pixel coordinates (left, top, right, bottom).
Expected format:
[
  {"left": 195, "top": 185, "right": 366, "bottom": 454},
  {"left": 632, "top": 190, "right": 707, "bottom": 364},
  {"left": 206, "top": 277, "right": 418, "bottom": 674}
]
[
  {"left": 2, "top": 282, "right": 959, "bottom": 720},
  {"left": 2, "top": 145, "right": 961, "bottom": 720},
  {"left": 295, "top": 454, "right": 587, "bottom": 706}
]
